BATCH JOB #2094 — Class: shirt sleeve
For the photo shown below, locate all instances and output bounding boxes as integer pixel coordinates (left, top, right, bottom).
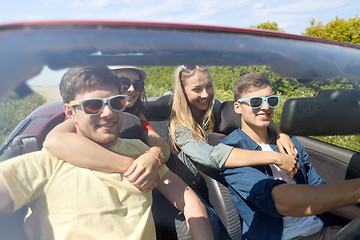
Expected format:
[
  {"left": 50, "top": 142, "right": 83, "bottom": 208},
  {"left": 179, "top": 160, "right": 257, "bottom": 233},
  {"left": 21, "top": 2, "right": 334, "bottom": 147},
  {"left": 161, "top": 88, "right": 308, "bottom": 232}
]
[
  {"left": 0, "top": 149, "right": 56, "bottom": 211},
  {"left": 175, "top": 126, "right": 233, "bottom": 169},
  {"left": 223, "top": 166, "right": 285, "bottom": 217},
  {"left": 140, "top": 119, "right": 154, "bottom": 132},
  {"left": 291, "top": 136, "right": 326, "bottom": 185}
]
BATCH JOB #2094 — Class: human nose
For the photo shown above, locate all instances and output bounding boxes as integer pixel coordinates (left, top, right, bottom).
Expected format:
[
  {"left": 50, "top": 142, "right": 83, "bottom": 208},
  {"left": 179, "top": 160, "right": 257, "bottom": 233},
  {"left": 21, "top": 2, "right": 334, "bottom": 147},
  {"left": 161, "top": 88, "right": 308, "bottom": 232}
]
[
  {"left": 127, "top": 83, "right": 136, "bottom": 92},
  {"left": 261, "top": 99, "right": 271, "bottom": 110},
  {"left": 100, "top": 104, "right": 114, "bottom": 117},
  {"left": 200, "top": 88, "right": 210, "bottom": 98}
]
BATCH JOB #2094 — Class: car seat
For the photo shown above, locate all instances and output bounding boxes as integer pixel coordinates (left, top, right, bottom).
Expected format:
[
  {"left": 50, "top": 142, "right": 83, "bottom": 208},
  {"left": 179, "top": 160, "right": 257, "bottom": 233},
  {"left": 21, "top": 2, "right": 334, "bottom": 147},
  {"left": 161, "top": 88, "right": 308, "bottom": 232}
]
[{"left": 145, "top": 95, "right": 242, "bottom": 240}]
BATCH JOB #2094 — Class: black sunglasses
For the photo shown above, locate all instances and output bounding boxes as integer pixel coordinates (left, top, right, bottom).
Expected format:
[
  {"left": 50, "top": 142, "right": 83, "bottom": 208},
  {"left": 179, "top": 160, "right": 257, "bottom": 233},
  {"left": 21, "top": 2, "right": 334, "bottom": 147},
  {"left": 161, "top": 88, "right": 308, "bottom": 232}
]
[
  {"left": 119, "top": 77, "right": 144, "bottom": 92},
  {"left": 69, "top": 95, "right": 128, "bottom": 115}
]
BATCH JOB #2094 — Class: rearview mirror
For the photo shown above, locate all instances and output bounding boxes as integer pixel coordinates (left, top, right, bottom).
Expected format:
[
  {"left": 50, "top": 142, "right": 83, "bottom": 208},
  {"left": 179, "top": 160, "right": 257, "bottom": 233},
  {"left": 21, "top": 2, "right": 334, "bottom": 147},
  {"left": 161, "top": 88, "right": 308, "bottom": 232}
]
[{"left": 280, "top": 89, "right": 360, "bottom": 136}]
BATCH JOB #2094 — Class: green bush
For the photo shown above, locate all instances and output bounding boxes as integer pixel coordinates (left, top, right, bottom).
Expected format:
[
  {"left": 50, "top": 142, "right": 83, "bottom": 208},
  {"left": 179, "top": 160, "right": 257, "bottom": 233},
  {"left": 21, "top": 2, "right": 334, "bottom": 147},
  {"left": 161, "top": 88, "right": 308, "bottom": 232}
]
[
  {"left": 141, "top": 66, "right": 175, "bottom": 92},
  {"left": 1, "top": 65, "right": 359, "bottom": 153},
  {"left": 0, "top": 92, "right": 45, "bottom": 143}
]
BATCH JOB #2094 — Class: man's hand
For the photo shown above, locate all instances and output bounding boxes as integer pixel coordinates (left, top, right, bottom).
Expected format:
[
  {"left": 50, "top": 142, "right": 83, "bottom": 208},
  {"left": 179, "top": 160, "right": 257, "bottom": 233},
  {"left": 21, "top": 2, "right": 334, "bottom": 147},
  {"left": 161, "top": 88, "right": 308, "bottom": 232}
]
[
  {"left": 123, "top": 151, "right": 160, "bottom": 192},
  {"left": 277, "top": 133, "right": 298, "bottom": 157}
]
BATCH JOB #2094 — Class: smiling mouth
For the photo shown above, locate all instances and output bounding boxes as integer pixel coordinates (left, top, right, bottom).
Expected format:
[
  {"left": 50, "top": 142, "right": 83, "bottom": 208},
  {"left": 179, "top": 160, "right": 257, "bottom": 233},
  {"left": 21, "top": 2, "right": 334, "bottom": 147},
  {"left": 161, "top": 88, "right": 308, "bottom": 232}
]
[
  {"left": 98, "top": 122, "right": 115, "bottom": 129},
  {"left": 127, "top": 95, "right": 136, "bottom": 99},
  {"left": 257, "top": 113, "right": 271, "bottom": 118}
]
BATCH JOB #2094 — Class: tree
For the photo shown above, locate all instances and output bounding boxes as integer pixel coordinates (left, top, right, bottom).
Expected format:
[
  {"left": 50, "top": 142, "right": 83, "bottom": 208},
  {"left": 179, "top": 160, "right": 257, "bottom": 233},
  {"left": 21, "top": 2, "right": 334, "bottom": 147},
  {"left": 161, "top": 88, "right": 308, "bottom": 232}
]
[
  {"left": 303, "top": 15, "right": 360, "bottom": 45},
  {"left": 250, "top": 21, "right": 286, "bottom": 33}
]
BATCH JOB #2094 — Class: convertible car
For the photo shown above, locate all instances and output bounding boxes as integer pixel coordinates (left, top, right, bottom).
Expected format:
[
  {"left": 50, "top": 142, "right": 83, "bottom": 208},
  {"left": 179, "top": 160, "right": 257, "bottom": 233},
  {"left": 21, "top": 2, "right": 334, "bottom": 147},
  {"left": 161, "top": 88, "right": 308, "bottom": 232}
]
[{"left": 1, "top": 21, "right": 360, "bottom": 240}]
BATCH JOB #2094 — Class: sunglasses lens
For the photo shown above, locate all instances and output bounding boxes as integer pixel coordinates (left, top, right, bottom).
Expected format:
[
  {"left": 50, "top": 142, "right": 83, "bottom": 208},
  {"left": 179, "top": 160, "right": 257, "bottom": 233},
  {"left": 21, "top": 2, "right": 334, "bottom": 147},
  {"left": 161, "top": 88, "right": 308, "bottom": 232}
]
[
  {"left": 119, "top": 77, "right": 131, "bottom": 90},
  {"left": 267, "top": 97, "right": 279, "bottom": 107},
  {"left": 83, "top": 99, "right": 103, "bottom": 114},
  {"left": 183, "top": 65, "right": 196, "bottom": 72},
  {"left": 132, "top": 80, "right": 144, "bottom": 92},
  {"left": 249, "top": 97, "right": 263, "bottom": 108},
  {"left": 119, "top": 78, "right": 143, "bottom": 92},
  {"left": 110, "top": 96, "right": 127, "bottom": 111}
]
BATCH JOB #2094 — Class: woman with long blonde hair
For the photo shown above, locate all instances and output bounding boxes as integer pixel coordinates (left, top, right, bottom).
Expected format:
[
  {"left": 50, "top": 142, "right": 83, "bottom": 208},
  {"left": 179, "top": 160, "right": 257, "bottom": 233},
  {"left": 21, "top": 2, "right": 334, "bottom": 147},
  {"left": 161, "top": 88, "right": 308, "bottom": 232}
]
[{"left": 171, "top": 66, "right": 215, "bottom": 144}]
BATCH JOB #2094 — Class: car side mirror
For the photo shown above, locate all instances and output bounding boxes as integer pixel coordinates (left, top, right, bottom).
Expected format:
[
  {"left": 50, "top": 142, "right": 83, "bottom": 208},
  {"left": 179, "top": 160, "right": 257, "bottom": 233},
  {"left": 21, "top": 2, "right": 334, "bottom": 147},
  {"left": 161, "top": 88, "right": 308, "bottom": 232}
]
[{"left": 280, "top": 89, "right": 360, "bottom": 136}]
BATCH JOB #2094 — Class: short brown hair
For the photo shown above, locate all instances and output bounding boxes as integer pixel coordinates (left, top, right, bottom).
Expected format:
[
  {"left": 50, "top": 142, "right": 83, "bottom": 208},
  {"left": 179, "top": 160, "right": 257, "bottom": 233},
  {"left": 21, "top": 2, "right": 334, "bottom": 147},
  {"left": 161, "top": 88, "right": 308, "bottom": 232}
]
[
  {"left": 60, "top": 66, "right": 121, "bottom": 103},
  {"left": 233, "top": 73, "right": 271, "bottom": 100}
]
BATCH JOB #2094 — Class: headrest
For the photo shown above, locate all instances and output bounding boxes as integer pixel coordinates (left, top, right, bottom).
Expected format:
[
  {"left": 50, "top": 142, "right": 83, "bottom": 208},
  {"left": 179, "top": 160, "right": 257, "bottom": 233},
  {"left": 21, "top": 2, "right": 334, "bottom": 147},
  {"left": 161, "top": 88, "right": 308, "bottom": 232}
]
[
  {"left": 119, "top": 112, "right": 145, "bottom": 142},
  {"left": 216, "top": 101, "right": 241, "bottom": 135},
  {"left": 145, "top": 94, "right": 173, "bottom": 120}
]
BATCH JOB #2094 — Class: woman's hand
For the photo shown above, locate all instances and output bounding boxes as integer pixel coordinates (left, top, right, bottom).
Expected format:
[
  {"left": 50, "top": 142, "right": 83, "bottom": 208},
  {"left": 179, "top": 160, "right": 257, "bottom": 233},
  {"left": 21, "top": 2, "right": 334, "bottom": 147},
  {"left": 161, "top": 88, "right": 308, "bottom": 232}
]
[
  {"left": 124, "top": 151, "right": 161, "bottom": 192},
  {"left": 276, "top": 133, "right": 298, "bottom": 156},
  {"left": 276, "top": 152, "right": 300, "bottom": 179}
]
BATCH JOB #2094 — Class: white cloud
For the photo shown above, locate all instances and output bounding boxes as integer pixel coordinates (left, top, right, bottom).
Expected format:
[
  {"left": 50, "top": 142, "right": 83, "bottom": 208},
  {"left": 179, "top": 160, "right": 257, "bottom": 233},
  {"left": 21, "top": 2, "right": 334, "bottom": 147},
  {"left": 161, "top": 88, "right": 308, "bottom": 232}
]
[{"left": 1, "top": 0, "right": 359, "bottom": 34}]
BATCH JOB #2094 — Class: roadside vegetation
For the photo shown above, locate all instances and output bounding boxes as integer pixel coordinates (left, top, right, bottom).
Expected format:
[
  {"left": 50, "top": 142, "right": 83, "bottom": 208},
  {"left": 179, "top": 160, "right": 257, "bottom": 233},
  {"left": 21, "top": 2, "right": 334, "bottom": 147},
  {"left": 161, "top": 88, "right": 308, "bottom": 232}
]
[
  {"left": 144, "top": 65, "right": 360, "bottom": 152},
  {"left": 0, "top": 92, "right": 45, "bottom": 143},
  {"left": 1, "top": 15, "right": 359, "bottom": 152}
]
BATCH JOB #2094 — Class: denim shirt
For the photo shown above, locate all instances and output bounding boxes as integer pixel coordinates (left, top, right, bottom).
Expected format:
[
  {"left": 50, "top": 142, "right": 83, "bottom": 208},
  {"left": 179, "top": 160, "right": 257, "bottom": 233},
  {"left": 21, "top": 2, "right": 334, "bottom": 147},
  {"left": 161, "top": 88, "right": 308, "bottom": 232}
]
[
  {"left": 220, "top": 128, "right": 325, "bottom": 240},
  {"left": 175, "top": 126, "right": 233, "bottom": 177}
]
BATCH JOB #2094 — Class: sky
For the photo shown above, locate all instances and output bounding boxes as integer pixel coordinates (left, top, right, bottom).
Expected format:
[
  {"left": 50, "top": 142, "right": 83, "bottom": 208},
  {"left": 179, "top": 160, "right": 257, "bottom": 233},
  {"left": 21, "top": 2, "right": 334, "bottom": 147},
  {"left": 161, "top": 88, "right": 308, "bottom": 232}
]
[
  {"left": 2, "top": 0, "right": 359, "bottom": 35},
  {"left": 2, "top": 0, "right": 359, "bottom": 86}
]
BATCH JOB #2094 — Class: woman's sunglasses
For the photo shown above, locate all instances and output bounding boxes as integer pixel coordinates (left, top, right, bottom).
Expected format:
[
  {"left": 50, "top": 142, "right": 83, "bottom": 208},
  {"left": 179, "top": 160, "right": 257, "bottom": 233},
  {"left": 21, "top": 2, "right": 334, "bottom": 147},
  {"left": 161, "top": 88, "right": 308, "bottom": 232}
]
[
  {"left": 119, "top": 77, "right": 144, "bottom": 92},
  {"left": 180, "top": 65, "right": 208, "bottom": 80},
  {"left": 182, "top": 65, "right": 197, "bottom": 72},
  {"left": 181, "top": 65, "right": 206, "bottom": 72},
  {"left": 237, "top": 96, "right": 280, "bottom": 109},
  {"left": 69, "top": 95, "right": 128, "bottom": 115}
]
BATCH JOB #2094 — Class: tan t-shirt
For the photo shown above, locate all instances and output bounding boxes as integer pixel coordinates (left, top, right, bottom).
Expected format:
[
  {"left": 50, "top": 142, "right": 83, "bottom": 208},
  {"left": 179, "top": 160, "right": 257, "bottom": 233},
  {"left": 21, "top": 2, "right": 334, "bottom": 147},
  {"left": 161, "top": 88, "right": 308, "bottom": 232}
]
[{"left": 0, "top": 138, "right": 168, "bottom": 240}]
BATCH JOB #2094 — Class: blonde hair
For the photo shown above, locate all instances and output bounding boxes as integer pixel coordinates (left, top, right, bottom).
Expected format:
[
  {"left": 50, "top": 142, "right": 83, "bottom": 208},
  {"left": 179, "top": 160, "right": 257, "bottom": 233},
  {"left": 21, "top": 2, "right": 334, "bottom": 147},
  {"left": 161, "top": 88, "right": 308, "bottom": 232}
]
[{"left": 169, "top": 65, "right": 215, "bottom": 153}]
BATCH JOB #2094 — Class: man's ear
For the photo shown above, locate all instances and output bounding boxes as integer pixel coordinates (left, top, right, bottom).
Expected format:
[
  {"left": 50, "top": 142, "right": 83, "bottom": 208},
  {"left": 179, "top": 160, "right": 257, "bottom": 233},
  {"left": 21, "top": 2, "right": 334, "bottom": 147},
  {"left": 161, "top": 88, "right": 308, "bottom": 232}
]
[
  {"left": 233, "top": 101, "right": 242, "bottom": 115},
  {"left": 64, "top": 103, "right": 75, "bottom": 120}
]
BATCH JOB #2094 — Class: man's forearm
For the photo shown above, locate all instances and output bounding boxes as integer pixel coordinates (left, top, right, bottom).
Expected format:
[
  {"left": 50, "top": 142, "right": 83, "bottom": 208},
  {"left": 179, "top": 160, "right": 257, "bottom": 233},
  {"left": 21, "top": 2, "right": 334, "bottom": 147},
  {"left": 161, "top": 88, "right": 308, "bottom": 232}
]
[{"left": 272, "top": 178, "right": 360, "bottom": 217}]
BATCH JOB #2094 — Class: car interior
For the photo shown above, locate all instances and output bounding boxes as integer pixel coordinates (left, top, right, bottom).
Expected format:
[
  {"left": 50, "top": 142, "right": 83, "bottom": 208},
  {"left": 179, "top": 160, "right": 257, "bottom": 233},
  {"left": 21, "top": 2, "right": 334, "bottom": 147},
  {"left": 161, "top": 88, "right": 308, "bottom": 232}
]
[
  {"left": 281, "top": 89, "right": 360, "bottom": 136},
  {"left": 1, "top": 90, "right": 360, "bottom": 239},
  {"left": 1, "top": 22, "right": 360, "bottom": 239}
]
